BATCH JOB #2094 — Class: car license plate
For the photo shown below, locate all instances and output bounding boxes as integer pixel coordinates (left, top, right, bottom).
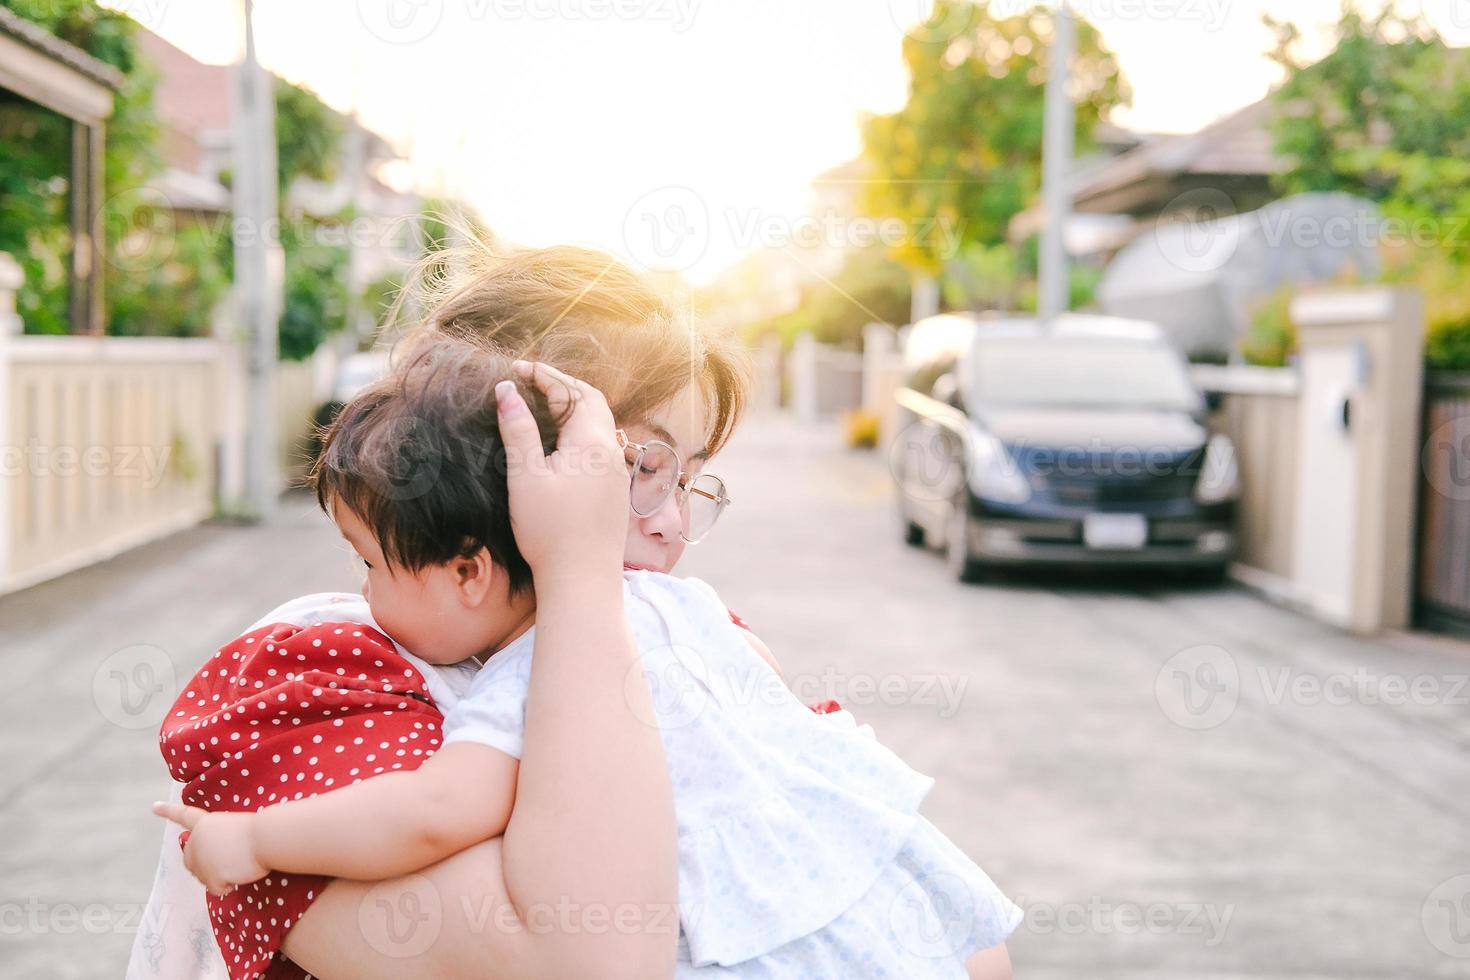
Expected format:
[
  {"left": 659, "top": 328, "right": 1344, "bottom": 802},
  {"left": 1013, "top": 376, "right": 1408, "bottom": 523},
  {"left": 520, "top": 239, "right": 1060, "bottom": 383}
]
[{"left": 1083, "top": 513, "right": 1147, "bottom": 550}]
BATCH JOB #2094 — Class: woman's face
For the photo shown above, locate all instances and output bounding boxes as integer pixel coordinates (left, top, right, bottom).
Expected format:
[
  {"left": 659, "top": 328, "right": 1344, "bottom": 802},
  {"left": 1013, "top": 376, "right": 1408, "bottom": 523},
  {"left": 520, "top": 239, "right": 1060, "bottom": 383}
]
[{"left": 622, "top": 385, "right": 712, "bottom": 574}]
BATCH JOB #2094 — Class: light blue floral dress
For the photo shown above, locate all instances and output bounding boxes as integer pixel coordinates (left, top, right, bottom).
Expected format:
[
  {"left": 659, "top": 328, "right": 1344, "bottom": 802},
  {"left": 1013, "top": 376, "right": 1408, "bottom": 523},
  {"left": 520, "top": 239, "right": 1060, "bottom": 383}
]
[{"left": 443, "top": 570, "right": 1022, "bottom": 976}]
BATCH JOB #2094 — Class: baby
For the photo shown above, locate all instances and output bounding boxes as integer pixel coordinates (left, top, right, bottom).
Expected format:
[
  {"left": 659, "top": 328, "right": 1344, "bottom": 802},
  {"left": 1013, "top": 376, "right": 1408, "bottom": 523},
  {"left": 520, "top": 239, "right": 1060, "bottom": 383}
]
[{"left": 157, "top": 335, "right": 1020, "bottom": 976}]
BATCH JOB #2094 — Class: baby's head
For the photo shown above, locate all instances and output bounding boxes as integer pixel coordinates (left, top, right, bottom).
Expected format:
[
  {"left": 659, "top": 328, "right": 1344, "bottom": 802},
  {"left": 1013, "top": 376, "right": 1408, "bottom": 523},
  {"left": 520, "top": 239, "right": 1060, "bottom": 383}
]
[
  {"left": 392, "top": 241, "right": 751, "bottom": 572},
  {"left": 311, "top": 335, "right": 558, "bottom": 664}
]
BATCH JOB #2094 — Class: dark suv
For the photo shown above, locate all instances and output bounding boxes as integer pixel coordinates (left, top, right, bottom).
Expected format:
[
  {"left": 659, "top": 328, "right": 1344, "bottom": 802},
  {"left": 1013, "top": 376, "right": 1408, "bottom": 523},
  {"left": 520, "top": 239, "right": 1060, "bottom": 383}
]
[{"left": 892, "top": 314, "right": 1238, "bottom": 581}]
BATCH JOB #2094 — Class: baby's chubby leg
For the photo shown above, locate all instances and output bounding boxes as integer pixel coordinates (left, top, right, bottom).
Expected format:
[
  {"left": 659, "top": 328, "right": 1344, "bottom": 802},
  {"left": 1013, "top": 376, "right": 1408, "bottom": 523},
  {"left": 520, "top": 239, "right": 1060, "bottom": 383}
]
[{"left": 967, "top": 941, "right": 1014, "bottom": 980}]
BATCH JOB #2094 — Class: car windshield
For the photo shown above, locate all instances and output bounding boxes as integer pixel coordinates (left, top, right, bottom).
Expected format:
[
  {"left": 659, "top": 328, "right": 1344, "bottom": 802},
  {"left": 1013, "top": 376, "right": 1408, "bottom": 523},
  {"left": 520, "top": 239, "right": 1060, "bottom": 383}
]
[{"left": 968, "top": 337, "right": 1201, "bottom": 412}]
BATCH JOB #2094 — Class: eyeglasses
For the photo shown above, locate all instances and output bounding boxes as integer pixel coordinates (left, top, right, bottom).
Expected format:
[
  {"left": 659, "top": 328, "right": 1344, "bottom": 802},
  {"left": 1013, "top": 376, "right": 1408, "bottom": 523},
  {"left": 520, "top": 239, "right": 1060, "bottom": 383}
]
[{"left": 616, "top": 429, "right": 731, "bottom": 544}]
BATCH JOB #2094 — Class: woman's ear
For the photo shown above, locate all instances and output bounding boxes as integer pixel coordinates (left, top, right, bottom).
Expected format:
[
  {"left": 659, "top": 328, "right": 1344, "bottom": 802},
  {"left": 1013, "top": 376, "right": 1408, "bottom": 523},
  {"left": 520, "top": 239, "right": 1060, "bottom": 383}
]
[{"left": 451, "top": 545, "right": 500, "bottom": 606}]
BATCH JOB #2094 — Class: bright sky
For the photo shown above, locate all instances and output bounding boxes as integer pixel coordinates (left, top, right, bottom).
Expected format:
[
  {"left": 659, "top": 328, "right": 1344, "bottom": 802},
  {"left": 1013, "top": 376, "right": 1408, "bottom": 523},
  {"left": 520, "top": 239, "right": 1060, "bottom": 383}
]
[{"left": 107, "top": 0, "right": 1470, "bottom": 282}]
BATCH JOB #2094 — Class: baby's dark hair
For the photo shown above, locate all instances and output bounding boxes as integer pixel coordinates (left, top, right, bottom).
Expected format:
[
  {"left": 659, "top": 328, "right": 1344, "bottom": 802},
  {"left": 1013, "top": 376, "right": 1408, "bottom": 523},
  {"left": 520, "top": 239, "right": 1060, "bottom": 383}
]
[{"left": 310, "top": 335, "right": 563, "bottom": 594}]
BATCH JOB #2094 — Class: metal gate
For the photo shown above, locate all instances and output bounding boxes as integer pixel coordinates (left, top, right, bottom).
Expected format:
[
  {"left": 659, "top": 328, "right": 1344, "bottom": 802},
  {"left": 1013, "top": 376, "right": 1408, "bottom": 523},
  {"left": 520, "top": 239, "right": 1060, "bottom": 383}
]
[{"left": 1417, "top": 372, "right": 1470, "bottom": 633}]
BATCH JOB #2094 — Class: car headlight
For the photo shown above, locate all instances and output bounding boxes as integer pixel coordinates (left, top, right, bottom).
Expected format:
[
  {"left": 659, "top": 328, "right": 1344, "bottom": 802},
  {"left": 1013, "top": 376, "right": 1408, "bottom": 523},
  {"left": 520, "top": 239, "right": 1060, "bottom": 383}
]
[
  {"left": 967, "top": 428, "right": 1032, "bottom": 504},
  {"left": 1195, "top": 433, "right": 1240, "bottom": 503}
]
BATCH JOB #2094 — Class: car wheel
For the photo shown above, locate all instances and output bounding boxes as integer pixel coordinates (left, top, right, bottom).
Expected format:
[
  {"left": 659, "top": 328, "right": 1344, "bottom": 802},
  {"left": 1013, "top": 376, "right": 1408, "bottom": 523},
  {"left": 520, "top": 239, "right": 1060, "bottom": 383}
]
[
  {"left": 903, "top": 521, "right": 925, "bottom": 547},
  {"left": 1185, "top": 564, "right": 1229, "bottom": 587},
  {"left": 945, "top": 494, "right": 985, "bottom": 583},
  {"left": 899, "top": 497, "right": 926, "bottom": 547}
]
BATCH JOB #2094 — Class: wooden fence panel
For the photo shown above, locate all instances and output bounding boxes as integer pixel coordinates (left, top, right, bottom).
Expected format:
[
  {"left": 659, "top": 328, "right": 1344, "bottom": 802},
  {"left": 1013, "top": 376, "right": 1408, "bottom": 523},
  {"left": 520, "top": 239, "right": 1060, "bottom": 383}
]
[{"left": 1417, "top": 374, "right": 1470, "bottom": 629}]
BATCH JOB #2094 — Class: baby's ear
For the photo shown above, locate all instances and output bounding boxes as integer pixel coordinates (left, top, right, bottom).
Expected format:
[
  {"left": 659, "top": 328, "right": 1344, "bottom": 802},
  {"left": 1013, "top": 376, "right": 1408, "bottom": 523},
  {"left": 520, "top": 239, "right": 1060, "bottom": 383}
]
[{"left": 452, "top": 543, "right": 502, "bottom": 604}]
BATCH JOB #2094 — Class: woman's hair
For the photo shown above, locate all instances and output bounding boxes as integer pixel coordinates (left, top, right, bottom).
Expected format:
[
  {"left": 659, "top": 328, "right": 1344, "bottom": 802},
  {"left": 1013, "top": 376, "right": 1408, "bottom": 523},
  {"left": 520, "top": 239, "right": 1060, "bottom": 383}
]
[
  {"left": 311, "top": 334, "right": 562, "bottom": 595},
  {"left": 387, "top": 238, "right": 749, "bottom": 457}
]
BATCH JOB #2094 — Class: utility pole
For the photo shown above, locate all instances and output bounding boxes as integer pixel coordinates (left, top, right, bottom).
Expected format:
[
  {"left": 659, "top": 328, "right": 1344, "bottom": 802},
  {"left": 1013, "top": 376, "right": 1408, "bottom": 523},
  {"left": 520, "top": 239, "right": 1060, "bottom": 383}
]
[
  {"left": 342, "top": 40, "right": 367, "bottom": 355},
  {"left": 1037, "top": 0, "right": 1075, "bottom": 325},
  {"left": 232, "top": 0, "right": 281, "bottom": 519}
]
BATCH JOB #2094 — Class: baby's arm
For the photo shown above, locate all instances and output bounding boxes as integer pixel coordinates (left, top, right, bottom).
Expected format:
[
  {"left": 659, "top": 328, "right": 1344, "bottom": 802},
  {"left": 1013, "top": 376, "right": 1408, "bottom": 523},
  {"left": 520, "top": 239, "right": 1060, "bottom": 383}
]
[{"left": 156, "top": 742, "right": 516, "bottom": 893}]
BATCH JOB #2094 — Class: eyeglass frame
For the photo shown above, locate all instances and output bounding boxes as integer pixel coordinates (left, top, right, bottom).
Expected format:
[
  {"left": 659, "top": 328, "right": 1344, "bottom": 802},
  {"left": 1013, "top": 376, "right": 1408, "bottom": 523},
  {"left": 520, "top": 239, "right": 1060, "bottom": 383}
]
[{"left": 615, "top": 429, "right": 732, "bottom": 543}]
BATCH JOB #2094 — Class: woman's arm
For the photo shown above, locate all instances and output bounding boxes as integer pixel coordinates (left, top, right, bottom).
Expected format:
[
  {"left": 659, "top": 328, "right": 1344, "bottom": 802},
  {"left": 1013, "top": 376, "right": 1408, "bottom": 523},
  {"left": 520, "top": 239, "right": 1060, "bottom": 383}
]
[
  {"left": 495, "top": 364, "right": 678, "bottom": 977},
  {"left": 156, "top": 743, "right": 517, "bottom": 889}
]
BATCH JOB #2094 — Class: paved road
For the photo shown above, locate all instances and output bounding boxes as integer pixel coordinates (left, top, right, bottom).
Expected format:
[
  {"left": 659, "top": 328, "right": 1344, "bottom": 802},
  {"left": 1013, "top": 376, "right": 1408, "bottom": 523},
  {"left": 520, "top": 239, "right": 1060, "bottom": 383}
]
[{"left": 3, "top": 416, "right": 1470, "bottom": 978}]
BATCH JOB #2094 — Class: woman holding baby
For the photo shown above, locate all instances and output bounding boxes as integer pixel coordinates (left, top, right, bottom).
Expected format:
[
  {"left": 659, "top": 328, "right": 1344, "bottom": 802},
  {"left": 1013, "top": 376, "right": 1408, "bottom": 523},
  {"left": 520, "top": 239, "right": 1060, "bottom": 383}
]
[{"left": 129, "top": 244, "right": 1017, "bottom": 979}]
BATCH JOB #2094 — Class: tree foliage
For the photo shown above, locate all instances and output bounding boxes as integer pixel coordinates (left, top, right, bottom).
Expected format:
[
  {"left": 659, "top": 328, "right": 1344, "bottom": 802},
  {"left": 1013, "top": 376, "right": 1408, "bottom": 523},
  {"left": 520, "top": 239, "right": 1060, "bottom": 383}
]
[
  {"left": 861, "top": 0, "right": 1129, "bottom": 274},
  {"left": 277, "top": 218, "right": 348, "bottom": 361},
  {"left": 741, "top": 245, "right": 913, "bottom": 349},
  {"left": 1267, "top": 4, "right": 1470, "bottom": 368},
  {"left": 0, "top": 2, "right": 361, "bottom": 356},
  {"left": 0, "top": 0, "right": 168, "bottom": 334},
  {"left": 274, "top": 77, "right": 343, "bottom": 193},
  {"left": 272, "top": 80, "right": 347, "bottom": 360}
]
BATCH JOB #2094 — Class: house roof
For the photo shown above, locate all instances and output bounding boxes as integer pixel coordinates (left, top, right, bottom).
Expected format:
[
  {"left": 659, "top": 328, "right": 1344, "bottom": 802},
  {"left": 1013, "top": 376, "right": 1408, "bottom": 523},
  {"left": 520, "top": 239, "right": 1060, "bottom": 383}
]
[
  {"left": 136, "top": 29, "right": 232, "bottom": 137},
  {"left": 137, "top": 28, "right": 408, "bottom": 168},
  {"left": 1071, "top": 97, "right": 1281, "bottom": 215},
  {"left": 0, "top": 6, "right": 124, "bottom": 90}
]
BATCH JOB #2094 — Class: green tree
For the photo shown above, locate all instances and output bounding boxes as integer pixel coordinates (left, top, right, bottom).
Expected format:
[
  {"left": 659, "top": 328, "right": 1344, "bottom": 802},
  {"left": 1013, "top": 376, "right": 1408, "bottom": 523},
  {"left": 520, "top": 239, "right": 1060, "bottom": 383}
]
[
  {"left": 0, "top": 0, "right": 171, "bottom": 334},
  {"left": 1267, "top": 4, "right": 1470, "bottom": 368},
  {"left": 277, "top": 218, "right": 348, "bottom": 361},
  {"left": 861, "top": 0, "right": 1129, "bottom": 275},
  {"left": 274, "top": 77, "right": 343, "bottom": 192},
  {"left": 742, "top": 245, "right": 913, "bottom": 349},
  {"left": 270, "top": 80, "right": 348, "bottom": 360}
]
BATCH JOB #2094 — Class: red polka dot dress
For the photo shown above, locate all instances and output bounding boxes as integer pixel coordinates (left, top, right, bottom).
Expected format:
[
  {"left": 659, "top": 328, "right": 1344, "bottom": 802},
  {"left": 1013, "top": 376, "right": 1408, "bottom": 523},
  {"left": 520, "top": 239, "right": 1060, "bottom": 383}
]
[{"left": 159, "top": 619, "right": 446, "bottom": 980}]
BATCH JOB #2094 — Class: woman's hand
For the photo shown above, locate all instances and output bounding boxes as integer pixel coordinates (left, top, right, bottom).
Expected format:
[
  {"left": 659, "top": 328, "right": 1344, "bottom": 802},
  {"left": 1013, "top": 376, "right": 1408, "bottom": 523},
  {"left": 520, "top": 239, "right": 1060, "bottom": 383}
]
[
  {"left": 153, "top": 801, "right": 268, "bottom": 897},
  {"left": 497, "top": 360, "right": 628, "bottom": 580}
]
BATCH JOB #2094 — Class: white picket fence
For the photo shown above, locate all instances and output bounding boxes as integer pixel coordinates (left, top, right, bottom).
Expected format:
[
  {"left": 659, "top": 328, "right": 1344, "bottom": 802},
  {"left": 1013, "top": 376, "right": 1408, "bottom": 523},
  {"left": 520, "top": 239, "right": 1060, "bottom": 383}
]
[
  {"left": 0, "top": 332, "right": 223, "bottom": 594},
  {"left": 0, "top": 252, "right": 335, "bottom": 597}
]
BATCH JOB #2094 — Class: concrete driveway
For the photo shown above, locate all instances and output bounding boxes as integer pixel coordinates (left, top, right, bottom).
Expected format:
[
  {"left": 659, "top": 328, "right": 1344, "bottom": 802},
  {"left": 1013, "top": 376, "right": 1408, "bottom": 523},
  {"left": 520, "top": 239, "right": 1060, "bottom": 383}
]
[{"left": 3, "top": 416, "right": 1469, "bottom": 978}]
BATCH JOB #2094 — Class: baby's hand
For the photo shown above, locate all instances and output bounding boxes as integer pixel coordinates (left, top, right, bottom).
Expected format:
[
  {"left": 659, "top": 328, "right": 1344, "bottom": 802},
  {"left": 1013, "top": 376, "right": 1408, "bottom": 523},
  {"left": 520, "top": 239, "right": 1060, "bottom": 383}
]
[{"left": 153, "top": 800, "right": 268, "bottom": 896}]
